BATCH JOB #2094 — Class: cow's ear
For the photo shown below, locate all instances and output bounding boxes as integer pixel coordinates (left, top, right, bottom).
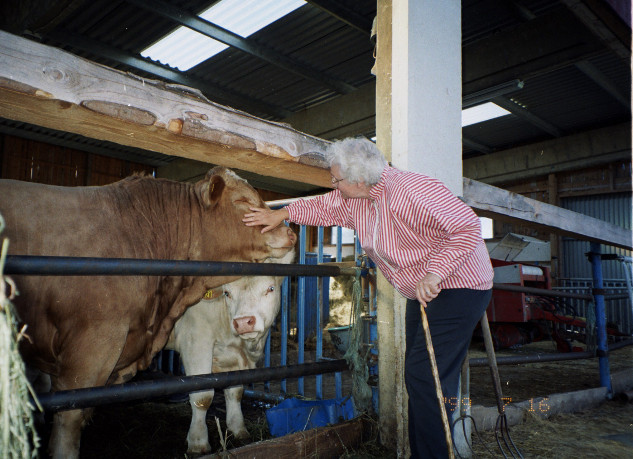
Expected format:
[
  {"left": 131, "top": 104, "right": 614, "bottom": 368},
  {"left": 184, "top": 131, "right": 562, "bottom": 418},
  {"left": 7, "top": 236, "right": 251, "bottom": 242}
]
[{"left": 199, "top": 175, "right": 225, "bottom": 208}]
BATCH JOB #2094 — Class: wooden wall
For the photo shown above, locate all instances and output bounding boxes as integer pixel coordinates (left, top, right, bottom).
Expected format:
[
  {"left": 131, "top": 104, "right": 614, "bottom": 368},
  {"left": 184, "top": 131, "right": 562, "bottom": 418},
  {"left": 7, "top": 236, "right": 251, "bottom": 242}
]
[
  {"left": 492, "top": 159, "right": 632, "bottom": 241},
  {"left": 0, "top": 134, "right": 297, "bottom": 210},
  {"left": 0, "top": 134, "right": 155, "bottom": 186},
  {"left": 489, "top": 159, "right": 632, "bottom": 283}
]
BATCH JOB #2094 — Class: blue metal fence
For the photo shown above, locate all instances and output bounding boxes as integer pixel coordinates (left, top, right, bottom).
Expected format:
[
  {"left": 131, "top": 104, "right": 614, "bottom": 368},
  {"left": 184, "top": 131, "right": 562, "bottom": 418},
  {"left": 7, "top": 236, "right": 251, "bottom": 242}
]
[{"left": 153, "top": 220, "right": 374, "bottom": 404}]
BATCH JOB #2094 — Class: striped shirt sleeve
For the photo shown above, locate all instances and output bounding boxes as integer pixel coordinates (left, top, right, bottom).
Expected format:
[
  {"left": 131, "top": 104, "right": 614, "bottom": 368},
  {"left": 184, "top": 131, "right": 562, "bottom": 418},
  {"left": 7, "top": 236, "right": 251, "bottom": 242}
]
[{"left": 286, "top": 191, "right": 355, "bottom": 230}]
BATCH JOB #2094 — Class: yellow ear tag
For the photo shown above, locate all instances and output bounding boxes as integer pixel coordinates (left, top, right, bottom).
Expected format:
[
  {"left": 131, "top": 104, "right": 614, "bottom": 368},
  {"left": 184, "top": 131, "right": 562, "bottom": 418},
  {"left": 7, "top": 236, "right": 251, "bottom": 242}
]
[
  {"left": 203, "top": 288, "right": 223, "bottom": 300},
  {"left": 209, "top": 183, "right": 214, "bottom": 193}
]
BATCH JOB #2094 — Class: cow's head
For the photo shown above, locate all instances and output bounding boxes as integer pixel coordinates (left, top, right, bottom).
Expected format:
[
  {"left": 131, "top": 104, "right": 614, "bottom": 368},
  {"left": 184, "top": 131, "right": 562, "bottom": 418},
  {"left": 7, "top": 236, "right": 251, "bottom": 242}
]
[
  {"left": 224, "top": 249, "right": 295, "bottom": 340},
  {"left": 194, "top": 167, "right": 296, "bottom": 262}
]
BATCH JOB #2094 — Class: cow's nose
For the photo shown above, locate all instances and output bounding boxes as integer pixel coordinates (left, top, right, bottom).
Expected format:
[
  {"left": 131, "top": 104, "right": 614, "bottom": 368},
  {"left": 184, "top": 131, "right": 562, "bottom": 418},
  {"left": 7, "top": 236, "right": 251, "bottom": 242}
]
[{"left": 233, "top": 316, "right": 257, "bottom": 335}]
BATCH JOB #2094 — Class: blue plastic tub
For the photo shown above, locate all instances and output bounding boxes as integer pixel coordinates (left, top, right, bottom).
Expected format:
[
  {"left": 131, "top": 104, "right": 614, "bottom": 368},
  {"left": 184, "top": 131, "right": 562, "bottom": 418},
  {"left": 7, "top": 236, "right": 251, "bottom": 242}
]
[{"left": 265, "top": 396, "right": 356, "bottom": 437}]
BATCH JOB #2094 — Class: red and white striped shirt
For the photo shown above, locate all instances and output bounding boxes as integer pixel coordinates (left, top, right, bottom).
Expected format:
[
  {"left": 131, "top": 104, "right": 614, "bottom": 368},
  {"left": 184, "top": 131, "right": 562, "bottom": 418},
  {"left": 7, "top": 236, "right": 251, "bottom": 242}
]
[{"left": 286, "top": 166, "right": 494, "bottom": 299}]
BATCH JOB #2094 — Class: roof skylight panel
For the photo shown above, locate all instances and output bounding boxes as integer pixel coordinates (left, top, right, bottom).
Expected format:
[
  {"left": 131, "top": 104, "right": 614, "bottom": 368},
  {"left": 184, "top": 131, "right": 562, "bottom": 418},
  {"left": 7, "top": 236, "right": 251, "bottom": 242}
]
[{"left": 141, "top": 0, "right": 305, "bottom": 71}]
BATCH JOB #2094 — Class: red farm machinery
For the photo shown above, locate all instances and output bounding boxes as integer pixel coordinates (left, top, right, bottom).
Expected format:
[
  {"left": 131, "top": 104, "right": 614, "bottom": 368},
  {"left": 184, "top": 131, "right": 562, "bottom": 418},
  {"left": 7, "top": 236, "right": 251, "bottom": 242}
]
[{"left": 483, "top": 234, "right": 625, "bottom": 352}]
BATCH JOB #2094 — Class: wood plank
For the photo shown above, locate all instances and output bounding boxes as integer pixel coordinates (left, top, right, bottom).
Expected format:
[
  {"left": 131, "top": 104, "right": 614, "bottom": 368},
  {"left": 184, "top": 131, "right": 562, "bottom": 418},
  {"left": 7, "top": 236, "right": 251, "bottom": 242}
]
[
  {"left": 1, "top": 30, "right": 629, "bottom": 251},
  {"left": 201, "top": 417, "right": 370, "bottom": 459},
  {"left": 463, "top": 123, "right": 631, "bottom": 185},
  {"left": 463, "top": 178, "right": 632, "bottom": 250},
  {"left": 0, "top": 30, "right": 332, "bottom": 188}
]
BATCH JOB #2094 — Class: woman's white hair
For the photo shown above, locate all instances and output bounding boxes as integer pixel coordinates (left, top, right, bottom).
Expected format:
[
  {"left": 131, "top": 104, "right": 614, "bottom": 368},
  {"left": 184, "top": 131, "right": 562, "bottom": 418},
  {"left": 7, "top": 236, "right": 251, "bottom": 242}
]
[{"left": 327, "top": 137, "right": 387, "bottom": 185}]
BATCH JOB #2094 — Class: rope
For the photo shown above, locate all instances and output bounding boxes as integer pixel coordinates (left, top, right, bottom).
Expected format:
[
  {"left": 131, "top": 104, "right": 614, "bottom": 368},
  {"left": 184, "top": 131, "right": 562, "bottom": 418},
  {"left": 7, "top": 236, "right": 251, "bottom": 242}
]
[
  {"left": 343, "top": 268, "right": 373, "bottom": 412},
  {"left": 0, "top": 213, "right": 41, "bottom": 458}
]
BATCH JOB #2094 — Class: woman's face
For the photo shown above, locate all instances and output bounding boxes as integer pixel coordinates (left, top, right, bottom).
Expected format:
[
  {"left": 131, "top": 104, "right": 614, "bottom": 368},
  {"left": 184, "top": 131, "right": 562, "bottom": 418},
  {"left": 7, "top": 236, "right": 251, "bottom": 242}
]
[{"left": 330, "top": 165, "right": 371, "bottom": 200}]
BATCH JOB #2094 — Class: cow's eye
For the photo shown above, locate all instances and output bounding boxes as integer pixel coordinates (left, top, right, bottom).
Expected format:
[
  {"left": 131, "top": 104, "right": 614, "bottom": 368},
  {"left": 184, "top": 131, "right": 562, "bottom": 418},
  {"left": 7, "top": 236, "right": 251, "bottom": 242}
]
[
  {"left": 233, "top": 198, "right": 253, "bottom": 206},
  {"left": 267, "top": 286, "right": 275, "bottom": 293},
  {"left": 223, "top": 291, "right": 231, "bottom": 299}
]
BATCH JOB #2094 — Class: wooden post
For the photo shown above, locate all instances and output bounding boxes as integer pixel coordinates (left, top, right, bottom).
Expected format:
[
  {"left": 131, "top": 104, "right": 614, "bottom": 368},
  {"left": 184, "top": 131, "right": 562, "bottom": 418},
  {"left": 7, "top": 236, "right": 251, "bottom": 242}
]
[{"left": 374, "top": 1, "right": 408, "bottom": 455}]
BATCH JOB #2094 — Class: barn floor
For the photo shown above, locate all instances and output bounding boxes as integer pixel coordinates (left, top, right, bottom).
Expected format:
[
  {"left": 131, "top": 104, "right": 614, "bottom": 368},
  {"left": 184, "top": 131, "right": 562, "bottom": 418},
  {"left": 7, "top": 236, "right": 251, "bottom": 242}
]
[
  {"left": 32, "top": 341, "right": 632, "bottom": 458},
  {"left": 466, "top": 340, "right": 633, "bottom": 459}
]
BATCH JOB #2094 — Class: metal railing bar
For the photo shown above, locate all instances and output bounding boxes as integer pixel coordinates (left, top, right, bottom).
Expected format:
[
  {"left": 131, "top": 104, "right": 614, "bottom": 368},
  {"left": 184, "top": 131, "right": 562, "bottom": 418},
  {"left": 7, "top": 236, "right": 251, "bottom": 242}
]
[
  {"left": 34, "top": 360, "right": 349, "bottom": 412},
  {"left": 468, "top": 339, "right": 633, "bottom": 367},
  {"left": 5, "top": 255, "right": 341, "bottom": 277}
]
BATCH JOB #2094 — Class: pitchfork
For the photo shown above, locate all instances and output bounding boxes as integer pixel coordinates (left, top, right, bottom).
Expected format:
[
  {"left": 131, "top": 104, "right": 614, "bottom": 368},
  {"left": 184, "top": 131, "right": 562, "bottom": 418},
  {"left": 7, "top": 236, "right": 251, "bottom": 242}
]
[
  {"left": 451, "top": 313, "right": 524, "bottom": 458},
  {"left": 480, "top": 313, "right": 524, "bottom": 458}
]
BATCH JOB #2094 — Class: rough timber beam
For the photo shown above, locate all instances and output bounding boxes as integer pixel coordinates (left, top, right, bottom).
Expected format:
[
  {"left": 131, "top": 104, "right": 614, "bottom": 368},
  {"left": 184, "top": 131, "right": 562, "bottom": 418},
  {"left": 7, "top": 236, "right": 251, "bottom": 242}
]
[
  {"left": 0, "top": 31, "right": 332, "bottom": 188},
  {"left": 463, "top": 179, "right": 632, "bottom": 250},
  {"left": 1, "top": 31, "right": 629, "bottom": 250}
]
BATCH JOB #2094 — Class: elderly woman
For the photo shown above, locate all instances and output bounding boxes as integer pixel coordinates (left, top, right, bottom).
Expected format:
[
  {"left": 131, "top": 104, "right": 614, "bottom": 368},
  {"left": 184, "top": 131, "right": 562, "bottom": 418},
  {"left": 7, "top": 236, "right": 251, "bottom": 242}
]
[{"left": 243, "top": 137, "right": 493, "bottom": 459}]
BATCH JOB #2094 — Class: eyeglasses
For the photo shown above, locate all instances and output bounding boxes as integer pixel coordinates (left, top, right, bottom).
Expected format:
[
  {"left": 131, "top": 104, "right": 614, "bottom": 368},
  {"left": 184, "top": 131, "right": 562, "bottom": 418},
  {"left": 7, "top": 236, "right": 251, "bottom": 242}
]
[{"left": 331, "top": 176, "right": 344, "bottom": 185}]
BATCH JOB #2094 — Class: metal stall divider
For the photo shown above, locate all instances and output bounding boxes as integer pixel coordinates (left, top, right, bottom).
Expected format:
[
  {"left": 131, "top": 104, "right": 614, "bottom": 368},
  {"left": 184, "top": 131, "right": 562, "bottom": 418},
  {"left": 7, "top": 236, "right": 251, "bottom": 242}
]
[{"left": 244, "top": 219, "right": 366, "bottom": 404}]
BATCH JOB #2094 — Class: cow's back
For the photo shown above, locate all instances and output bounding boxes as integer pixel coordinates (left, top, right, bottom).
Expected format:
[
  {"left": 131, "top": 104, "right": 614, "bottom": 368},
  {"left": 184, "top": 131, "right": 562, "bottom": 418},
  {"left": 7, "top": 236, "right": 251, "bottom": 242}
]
[
  {"left": 0, "top": 178, "right": 182, "bottom": 258},
  {"left": 0, "top": 179, "right": 172, "bottom": 374}
]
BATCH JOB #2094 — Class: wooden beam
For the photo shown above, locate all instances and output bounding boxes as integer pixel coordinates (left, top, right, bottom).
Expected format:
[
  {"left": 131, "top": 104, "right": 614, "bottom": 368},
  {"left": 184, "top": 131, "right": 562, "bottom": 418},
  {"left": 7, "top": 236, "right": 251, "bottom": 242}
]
[
  {"left": 2, "top": 31, "right": 629, "bottom": 251},
  {"left": 463, "top": 178, "right": 632, "bottom": 250},
  {"left": 203, "top": 417, "right": 371, "bottom": 459},
  {"left": 47, "top": 29, "right": 292, "bottom": 118},
  {"left": 282, "top": 81, "right": 376, "bottom": 140},
  {"left": 0, "top": 30, "right": 332, "bottom": 188},
  {"left": 463, "top": 123, "right": 631, "bottom": 185}
]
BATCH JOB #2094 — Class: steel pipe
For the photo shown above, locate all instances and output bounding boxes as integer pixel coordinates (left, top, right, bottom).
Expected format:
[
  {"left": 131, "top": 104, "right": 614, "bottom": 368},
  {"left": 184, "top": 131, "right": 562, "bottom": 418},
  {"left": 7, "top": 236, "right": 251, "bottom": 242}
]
[
  {"left": 494, "top": 282, "right": 625, "bottom": 301},
  {"left": 493, "top": 282, "right": 592, "bottom": 300},
  {"left": 468, "top": 339, "right": 633, "bottom": 367},
  {"left": 5, "top": 255, "right": 341, "bottom": 277},
  {"left": 589, "top": 242, "right": 613, "bottom": 394},
  {"left": 34, "top": 360, "right": 349, "bottom": 412},
  {"left": 469, "top": 350, "right": 593, "bottom": 367},
  {"left": 243, "top": 388, "right": 287, "bottom": 404}
]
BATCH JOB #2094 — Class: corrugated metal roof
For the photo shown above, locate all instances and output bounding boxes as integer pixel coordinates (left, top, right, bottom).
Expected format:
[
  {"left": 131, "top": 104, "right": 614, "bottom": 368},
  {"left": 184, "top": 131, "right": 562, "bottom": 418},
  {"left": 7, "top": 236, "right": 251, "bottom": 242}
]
[
  {"left": 515, "top": 60, "right": 629, "bottom": 133},
  {"left": 463, "top": 115, "right": 549, "bottom": 152},
  {"left": 0, "top": 0, "right": 630, "bottom": 190}
]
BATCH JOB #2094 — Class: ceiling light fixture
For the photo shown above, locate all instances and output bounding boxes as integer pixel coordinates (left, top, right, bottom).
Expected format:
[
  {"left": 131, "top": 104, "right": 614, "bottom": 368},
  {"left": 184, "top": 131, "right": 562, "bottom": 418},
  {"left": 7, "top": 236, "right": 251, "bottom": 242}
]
[
  {"left": 462, "top": 102, "right": 511, "bottom": 127},
  {"left": 462, "top": 79, "right": 524, "bottom": 109}
]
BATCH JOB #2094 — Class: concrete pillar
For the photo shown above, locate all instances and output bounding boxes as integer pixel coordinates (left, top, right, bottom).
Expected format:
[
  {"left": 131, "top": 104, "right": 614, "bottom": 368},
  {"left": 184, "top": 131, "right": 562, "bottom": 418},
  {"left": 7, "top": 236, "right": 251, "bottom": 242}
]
[
  {"left": 392, "top": 0, "right": 462, "bottom": 193},
  {"left": 376, "top": 1, "right": 464, "bottom": 457}
]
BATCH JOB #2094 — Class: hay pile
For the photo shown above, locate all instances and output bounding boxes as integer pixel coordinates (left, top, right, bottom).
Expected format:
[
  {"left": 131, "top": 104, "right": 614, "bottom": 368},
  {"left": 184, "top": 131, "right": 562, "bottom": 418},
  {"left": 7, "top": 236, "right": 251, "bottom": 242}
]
[
  {"left": 326, "top": 276, "right": 354, "bottom": 328},
  {"left": 468, "top": 340, "right": 633, "bottom": 458},
  {"left": 470, "top": 399, "right": 633, "bottom": 458},
  {"left": 0, "top": 214, "right": 40, "bottom": 458}
]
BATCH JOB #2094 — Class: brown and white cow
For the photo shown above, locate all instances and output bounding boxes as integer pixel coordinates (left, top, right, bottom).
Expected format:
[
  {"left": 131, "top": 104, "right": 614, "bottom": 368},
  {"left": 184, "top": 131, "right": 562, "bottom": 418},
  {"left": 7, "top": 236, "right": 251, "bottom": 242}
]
[
  {"left": 0, "top": 167, "right": 296, "bottom": 459},
  {"left": 166, "top": 249, "right": 294, "bottom": 454}
]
